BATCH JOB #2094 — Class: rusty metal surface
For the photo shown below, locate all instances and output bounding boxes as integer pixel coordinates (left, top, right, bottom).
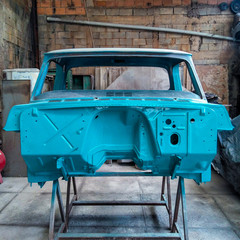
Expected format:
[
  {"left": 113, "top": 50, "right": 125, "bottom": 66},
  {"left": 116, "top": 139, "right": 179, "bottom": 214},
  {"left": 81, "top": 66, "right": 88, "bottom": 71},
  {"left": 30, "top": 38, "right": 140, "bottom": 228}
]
[{"left": 2, "top": 80, "right": 30, "bottom": 176}]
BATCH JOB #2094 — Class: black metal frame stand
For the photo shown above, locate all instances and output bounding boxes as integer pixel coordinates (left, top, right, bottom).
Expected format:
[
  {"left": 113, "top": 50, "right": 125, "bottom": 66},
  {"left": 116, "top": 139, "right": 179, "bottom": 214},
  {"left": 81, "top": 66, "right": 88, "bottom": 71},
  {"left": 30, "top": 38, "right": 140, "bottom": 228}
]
[{"left": 49, "top": 176, "right": 188, "bottom": 240}]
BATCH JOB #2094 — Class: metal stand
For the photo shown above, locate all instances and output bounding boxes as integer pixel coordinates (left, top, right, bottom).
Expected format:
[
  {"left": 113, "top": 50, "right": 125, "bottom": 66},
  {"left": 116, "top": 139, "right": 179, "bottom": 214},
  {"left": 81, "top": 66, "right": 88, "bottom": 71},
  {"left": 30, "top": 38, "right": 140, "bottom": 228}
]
[{"left": 49, "top": 176, "right": 188, "bottom": 240}]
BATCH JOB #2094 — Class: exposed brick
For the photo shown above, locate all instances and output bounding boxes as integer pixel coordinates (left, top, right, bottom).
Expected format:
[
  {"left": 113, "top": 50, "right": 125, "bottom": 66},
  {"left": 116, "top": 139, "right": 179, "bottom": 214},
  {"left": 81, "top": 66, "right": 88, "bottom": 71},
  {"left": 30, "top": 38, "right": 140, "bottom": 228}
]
[
  {"left": 86, "top": 0, "right": 94, "bottom": 7},
  {"left": 182, "top": 0, "right": 191, "bottom": 5},
  {"left": 140, "top": 32, "right": 153, "bottom": 38},
  {"left": 75, "top": 38, "right": 87, "bottom": 45},
  {"left": 65, "top": 7, "right": 85, "bottom": 15},
  {"left": 173, "top": 0, "right": 181, "bottom": 5},
  {"left": 159, "top": 38, "right": 172, "bottom": 44},
  {"left": 54, "top": 1, "right": 61, "bottom": 8},
  {"left": 153, "top": 0, "right": 163, "bottom": 6},
  {"left": 126, "top": 32, "right": 139, "bottom": 38},
  {"left": 146, "top": 8, "right": 154, "bottom": 15},
  {"left": 60, "top": 1, "right": 68, "bottom": 7},
  {"left": 202, "top": 38, "right": 221, "bottom": 43},
  {"left": 196, "top": 64, "right": 228, "bottom": 104},
  {"left": 72, "top": 0, "right": 83, "bottom": 7},
  {"left": 106, "top": 39, "right": 119, "bottom": 45},
  {"left": 112, "top": 32, "right": 126, "bottom": 38},
  {"left": 198, "top": 0, "right": 208, "bottom": 3},
  {"left": 94, "top": 39, "right": 106, "bottom": 46},
  {"left": 74, "top": 32, "right": 86, "bottom": 39},
  {"left": 37, "top": 15, "right": 46, "bottom": 25},
  {"left": 146, "top": 39, "right": 153, "bottom": 45},
  {"left": 181, "top": 44, "right": 190, "bottom": 52},
  {"left": 119, "top": 9, "right": 133, "bottom": 16},
  {"left": 91, "top": 8, "right": 106, "bottom": 15},
  {"left": 57, "top": 31, "right": 71, "bottom": 39},
  {"left": 143, "top": 0, "right": 153, "bottom": 7},
  {"left": 171, "top": 15, "right": 188, "bottom": 24},
  {"left": 45, "top": 8, "right": 54, "bottom": 15},
  {"left": 37, "top": 7, "right": 45, "bottom": 15},
  {"left": 133, "top": 9, "right": 148, "bottom": 16},
  {"left": 93, "top": 32, "right": 100, "bottom": 39},
  {"left": 40, "top": 0, "right": 51, "bottom": 8},
  {"left": 159, "top": 8, "right": 173, "bottom": 14},
  {"left": 119, "top": 38, "right": 133, "bottom": 46},
  {"left": 134, "top": 0, "right": 144, "bottom": 7},
  {"left": 158, "top": 33, "right": 166, "bottom": 39},
  {"left": 220, "top": 9, "right": 232, "bottom": 15},
  {"left": 198, "top": 7, "right": 208, "bottom": 16},
  {"left": 206, "top": 7, "right": 221, "bottom": 15},
  {"left": 123, "top": 0, "right": 135, "bottom": 7},
  {"left": 208, "top": 0, "right": 218, "bottom": 4},
  {"left": 106, "top": 28, "right": 120, "bottom": 32},
  {"left": 95, "top": 1, "right": 106, "bottom": 7},
  {"left": 100, "top": 32, "right": 113, "bottom": 38},
  {"left": 169, "top": 33, "right": 183, "bottom": 38},
  {"left": 200, "top": 44, "right": 209, "bottom": 51},
  {"left": 65, "top": 7, "right": 76, "bottom": 15},
  {"left": 55, "top": 8, "right": 66, "bottom": 15},
  {"left": 176, "top": 38, "right": 189, "bottom": 44},
  {"left": 105, "top": 0, "right": 116, "bottom": 7},
  {"left": 76, "top": 7, "right": 86, "bottom": 15},
  {"left": 38, "top": 25, "right": 48, "bottom": 32},
  {"left": 163, "top": 0, "right": 173, "bottom": 6},
  {"left": 91, "top": 26, "right": 106, "bottom": 32},
  {"left": 133, "top": 38, "right": 146, "bottom": 45},
  {"left": 174, "top": 7, "right": 187, "bottom": 15},
  {"left": 115, "top": 1, "right": 127, "bottom": 7},
  {"left": 106, "top": 9, "right": 120, "bottom": 15},
  {"left": 66, "top": 25, "right": 80, "bottom": 31},
  {"left": 209, "top": 42, "right": 222, "bottom": 51},
  {"left": 56, "top": 38, "right": 70, "bottom": 45}
]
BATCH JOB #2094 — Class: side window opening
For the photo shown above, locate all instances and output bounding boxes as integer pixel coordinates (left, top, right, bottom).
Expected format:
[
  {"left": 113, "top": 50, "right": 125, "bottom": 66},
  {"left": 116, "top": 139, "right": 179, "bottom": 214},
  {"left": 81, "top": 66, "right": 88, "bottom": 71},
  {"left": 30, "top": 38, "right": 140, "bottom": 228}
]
[
  {"left": 179, "top": 62, "right": 196, "bottom": 93},
  {"left": 41, "top": 61, "right": 56, "bottom": 93}
]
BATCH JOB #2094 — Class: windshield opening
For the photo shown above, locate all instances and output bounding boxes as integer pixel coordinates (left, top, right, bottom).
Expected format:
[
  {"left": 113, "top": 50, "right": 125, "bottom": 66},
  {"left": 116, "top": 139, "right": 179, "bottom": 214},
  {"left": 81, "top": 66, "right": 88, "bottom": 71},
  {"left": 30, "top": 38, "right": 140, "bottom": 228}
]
[{"left": 33, "top": 56, "right": 202, "bottom": 100}]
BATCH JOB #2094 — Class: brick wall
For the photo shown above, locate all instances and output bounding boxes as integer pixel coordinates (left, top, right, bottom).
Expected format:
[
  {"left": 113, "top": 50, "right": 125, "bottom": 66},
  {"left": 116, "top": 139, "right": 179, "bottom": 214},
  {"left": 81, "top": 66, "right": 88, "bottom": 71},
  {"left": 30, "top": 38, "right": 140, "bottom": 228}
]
[
  {"left": 37, "top": 0, "right": 240, "bottom": 116},
  {"left": 0, "top": 0, "right": 35, "bottom": 154},
  {"left": 0, "top": 0, "right": 34, "bottom": 78},
  {"left": 0, "top": 0, "right": 35, "bottom": 117}
]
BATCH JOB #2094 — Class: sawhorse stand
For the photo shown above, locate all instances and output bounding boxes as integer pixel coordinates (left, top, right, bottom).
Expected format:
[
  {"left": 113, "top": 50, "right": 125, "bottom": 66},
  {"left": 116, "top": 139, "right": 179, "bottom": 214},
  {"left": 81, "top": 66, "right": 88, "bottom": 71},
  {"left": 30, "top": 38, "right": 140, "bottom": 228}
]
[{"left": 49, "top": 176, "right": 188, "bottom": 240}]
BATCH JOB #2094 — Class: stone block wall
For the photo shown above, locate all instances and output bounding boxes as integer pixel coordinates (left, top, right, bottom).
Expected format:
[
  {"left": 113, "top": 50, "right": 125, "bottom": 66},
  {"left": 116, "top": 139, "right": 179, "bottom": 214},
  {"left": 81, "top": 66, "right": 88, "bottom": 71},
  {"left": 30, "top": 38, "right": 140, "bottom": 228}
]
[
  {"left": 0, "top": 0, "right": 35, "bottom": 131},
  {"left": 0, "top": 0, "right": 34, "bottom": 80},
  {"left": 37, "top": 0, "right": 240, "bottom": 115}
]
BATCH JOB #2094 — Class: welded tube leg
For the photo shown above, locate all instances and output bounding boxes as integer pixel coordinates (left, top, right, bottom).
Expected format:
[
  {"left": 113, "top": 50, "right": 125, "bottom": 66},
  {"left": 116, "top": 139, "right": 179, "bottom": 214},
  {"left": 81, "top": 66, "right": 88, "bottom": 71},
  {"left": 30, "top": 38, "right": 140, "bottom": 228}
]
[
  {"left": 180, "top": 177, "right": 189, "bottom": 240},
  {"left": 171, "top": 177, "right": 181, "bottom": 233},
  {"left": 161, "top": 176, "right": 166, "bottom": 201},
  {"left": 167, "top": 177, "right": 172, "bottom": 229},
  {"left": 72, "top": 177, "right": 77, "bottom": 197},
  {"left": 56, "top": 182, "right": 65, "bottom": 222},
  {"left": 49, "top": 180, "right": 58, "bottom": 240},
  {"left": 65, "top": 177, "right": 72, "bottom": 232}
]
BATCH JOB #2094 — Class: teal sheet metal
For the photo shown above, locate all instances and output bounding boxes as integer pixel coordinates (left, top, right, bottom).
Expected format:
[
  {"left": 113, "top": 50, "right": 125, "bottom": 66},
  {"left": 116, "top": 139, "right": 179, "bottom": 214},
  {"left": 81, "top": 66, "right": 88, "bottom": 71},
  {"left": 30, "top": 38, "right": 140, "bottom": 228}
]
[{"left": 4, "top": 48, "right": 233, "bottom": 185}]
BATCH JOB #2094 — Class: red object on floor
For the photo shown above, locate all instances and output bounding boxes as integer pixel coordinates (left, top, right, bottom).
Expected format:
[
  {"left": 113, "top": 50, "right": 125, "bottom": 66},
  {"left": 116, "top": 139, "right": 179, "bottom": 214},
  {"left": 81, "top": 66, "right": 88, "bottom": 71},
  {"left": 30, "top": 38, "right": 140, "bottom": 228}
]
[{"left": 0, "top": 150, "right": 6, "bottom": 184}]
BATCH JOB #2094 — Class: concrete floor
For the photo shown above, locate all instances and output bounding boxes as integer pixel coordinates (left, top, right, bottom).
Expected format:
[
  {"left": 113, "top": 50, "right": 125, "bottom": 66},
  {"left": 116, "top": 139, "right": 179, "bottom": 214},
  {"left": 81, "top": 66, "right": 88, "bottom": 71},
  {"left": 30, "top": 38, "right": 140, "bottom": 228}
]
[{"left": 0, "top": 162, "right": 239, "bottom": 240}]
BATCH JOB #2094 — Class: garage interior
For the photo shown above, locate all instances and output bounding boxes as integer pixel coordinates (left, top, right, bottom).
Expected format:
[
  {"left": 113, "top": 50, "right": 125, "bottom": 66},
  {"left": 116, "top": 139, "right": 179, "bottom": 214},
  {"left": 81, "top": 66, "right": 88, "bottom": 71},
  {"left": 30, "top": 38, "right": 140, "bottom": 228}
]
[{"left": 0, "top": 0, "right": 240, "bottom": 240}]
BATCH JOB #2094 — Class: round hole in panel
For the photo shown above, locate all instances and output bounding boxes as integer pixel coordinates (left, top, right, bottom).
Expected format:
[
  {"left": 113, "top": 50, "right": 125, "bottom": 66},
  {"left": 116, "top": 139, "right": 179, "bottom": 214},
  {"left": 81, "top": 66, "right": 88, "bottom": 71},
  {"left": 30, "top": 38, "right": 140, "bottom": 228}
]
[
  {"left": 170, "top": 133, "right": 179, "bottom": 145},
  {"left": 166, "top": 119, "right": 172, "bottom": 125},
  {"left": 190, "top": 118, "right": 195, "bottom": 123}
]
